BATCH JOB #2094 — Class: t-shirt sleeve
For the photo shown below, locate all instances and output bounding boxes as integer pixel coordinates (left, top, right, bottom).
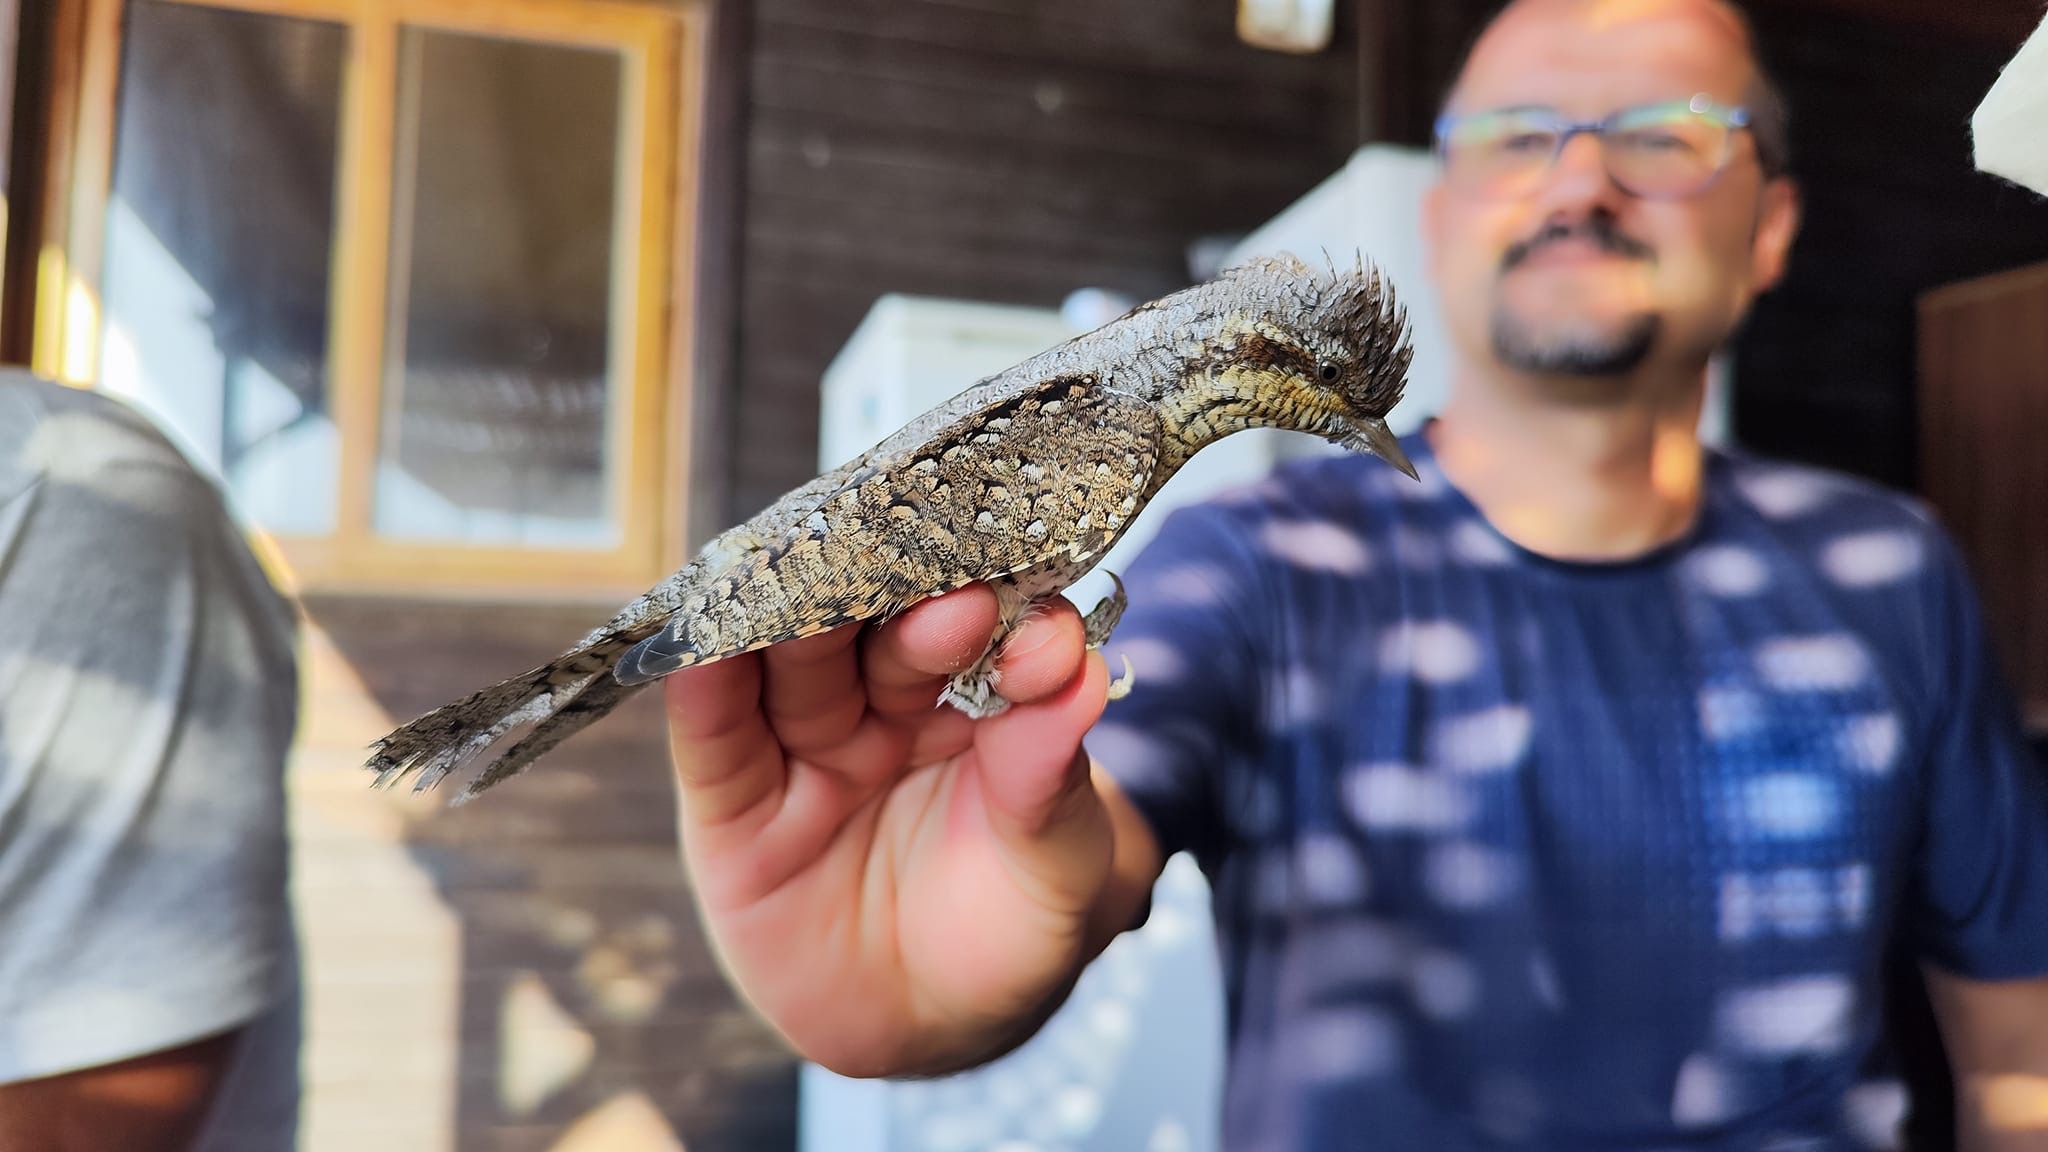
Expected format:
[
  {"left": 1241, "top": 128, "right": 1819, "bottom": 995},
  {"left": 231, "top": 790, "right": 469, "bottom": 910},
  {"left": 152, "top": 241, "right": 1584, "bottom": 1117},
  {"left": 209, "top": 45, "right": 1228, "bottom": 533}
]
[
  {"left": 1087, "top": 501, "right": 1271, "bottom": 870},
  {"left": 1907, "top": 529, "right": 2048, "bottom": 979},
  {"left": 0, "top": 382, "right": 301, "bottom": 1082}
]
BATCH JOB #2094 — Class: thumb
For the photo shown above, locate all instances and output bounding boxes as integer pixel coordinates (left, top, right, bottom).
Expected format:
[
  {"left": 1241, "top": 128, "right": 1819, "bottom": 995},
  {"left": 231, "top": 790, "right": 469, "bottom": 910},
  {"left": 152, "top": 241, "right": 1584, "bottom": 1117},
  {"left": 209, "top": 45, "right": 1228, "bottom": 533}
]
[{"left": 970, "top": 620, "right": 1114, "bottom": 912}]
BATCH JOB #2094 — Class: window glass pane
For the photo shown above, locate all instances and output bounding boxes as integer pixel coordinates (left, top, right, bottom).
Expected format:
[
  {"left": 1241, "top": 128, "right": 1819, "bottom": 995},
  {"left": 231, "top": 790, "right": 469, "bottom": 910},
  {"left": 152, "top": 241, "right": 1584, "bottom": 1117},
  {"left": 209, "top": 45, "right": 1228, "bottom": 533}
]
[
  {"left": 100, "top": 0, "right": 345, "bottom": 535},
  {"left": 373, "top": 28, "right": 624, "bottom": 548}
]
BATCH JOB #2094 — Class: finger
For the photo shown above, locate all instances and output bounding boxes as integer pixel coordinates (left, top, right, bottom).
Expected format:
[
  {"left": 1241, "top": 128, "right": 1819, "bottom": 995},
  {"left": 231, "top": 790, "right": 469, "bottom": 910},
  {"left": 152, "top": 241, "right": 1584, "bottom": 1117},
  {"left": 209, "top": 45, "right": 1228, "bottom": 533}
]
[
  {"left": 864, "top": 585, "right": 999, "bottom": 718},
  {"left": 759, "top": 623, "right": 867, "bottom": 757},
  {"left": 664, "top": 654, "right": 785, "bottom": 832},
  {"left": 973, "top": 647, "right": 1111, "bottom": 836},
  {"left": 986, "top": 598, "right": 1087, "bottom": 707},
  {"left": 903, "top": 706, "right": 976, "bottom": 766},
  {"left": 967, "top": 649, "right": 1115, "bottom": 913}
]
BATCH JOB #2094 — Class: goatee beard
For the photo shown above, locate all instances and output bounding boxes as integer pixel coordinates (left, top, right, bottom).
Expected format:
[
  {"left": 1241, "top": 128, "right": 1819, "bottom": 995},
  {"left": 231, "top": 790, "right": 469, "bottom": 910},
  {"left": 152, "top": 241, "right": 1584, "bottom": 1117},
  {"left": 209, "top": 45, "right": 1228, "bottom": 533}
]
[
  {"left": 1491, "top": 212, "right": 1661, "bottom": 377},
  {"left": 1490, "top": 311, "right": 1661, "bottom": 377}
]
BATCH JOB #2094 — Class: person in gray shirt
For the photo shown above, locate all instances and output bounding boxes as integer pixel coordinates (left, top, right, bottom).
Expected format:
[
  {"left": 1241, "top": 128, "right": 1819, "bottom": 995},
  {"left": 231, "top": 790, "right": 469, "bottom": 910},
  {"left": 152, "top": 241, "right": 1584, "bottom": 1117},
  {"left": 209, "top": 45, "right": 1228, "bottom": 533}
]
[{"left": 0, "top": 371, "right": 299, "bottom": 1152}]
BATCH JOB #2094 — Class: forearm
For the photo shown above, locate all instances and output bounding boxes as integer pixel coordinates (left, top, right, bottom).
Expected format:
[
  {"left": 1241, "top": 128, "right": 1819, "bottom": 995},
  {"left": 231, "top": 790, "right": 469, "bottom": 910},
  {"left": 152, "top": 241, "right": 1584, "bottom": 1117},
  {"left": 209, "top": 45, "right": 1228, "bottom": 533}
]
[
  {"left": 1925, "top": 966, "right": 2048, "bottom": 1152},
  {"left": 1955, "top": 1077, "right": 2048, "bottom": 1152},
  {"left": 0, "top": 1030, "right": 238, "bottom": 1152}
]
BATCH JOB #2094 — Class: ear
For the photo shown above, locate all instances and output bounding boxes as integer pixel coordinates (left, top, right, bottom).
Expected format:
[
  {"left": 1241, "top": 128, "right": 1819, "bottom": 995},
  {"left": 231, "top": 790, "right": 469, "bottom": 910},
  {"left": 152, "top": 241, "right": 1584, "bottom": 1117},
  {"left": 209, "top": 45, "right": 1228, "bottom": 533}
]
[{"left": 1748, "top": 176, "right": 1802, "bottom": 292}]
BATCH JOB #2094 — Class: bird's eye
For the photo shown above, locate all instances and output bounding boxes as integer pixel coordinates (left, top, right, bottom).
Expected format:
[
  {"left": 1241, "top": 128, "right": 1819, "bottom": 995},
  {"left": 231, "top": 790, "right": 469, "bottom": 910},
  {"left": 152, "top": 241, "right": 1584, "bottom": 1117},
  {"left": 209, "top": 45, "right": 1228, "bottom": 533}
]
[{"left": 1318, "top": 363, "right": 1340, "bottom": 383}]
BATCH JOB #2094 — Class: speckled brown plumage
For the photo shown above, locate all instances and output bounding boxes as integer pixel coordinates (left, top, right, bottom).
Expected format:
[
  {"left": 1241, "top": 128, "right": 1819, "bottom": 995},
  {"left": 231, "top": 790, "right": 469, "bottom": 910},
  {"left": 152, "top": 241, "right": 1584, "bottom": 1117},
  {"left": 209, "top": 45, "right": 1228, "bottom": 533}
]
[{"left": 367, "top": 254, "right": 1415, "bottom": 801}]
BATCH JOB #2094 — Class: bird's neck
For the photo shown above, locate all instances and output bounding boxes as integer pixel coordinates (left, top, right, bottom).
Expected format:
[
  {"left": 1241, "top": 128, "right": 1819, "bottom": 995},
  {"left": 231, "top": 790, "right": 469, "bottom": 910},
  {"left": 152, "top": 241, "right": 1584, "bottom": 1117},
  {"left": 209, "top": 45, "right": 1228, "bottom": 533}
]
[{"left": 1150, "top": 365, "right": 1273, "bottom": 484}]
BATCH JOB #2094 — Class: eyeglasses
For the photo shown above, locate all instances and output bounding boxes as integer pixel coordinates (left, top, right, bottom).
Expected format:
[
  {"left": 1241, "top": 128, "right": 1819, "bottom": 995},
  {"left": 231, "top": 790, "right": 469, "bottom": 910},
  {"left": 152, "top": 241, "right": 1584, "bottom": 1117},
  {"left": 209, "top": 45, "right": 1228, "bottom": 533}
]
[{"left": 1433, "top": 95, "right": 1757, "bottom": 200}]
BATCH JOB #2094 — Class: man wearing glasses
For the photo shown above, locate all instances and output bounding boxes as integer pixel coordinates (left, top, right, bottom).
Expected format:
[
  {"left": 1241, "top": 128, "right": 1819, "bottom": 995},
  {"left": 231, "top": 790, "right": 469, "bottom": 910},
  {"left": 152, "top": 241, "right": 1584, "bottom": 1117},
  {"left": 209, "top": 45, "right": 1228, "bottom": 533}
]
[{"left": 660, "top": 0, "right": 2048, "bottom": 1147}]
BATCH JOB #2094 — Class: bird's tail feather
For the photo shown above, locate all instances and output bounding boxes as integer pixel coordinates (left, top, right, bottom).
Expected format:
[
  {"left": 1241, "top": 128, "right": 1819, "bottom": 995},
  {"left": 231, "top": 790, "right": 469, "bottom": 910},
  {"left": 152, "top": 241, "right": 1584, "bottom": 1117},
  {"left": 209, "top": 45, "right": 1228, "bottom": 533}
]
[
  {"left": 452, "top": 673, "right": 642, "bottom": 803},
  {"left": 367, "top": 639, "right": 632, "bottom": 797}
]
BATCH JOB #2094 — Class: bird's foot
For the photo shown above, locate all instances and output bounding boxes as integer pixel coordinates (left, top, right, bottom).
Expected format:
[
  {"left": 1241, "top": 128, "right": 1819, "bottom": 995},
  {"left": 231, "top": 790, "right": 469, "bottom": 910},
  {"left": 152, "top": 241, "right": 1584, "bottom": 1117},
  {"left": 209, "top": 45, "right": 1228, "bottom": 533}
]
[
  {"left": 1082, "top": 571, "right": 1127, "bottom": 649},
  {"left": 1084, "top": 572, "right": 1136, "bottom": 701},
  {"left": 938, "top": 662, "right": 1012, "bottom": 719},
  {"left": 937, "top": 590, "right": 1032, "bottom": 720}
]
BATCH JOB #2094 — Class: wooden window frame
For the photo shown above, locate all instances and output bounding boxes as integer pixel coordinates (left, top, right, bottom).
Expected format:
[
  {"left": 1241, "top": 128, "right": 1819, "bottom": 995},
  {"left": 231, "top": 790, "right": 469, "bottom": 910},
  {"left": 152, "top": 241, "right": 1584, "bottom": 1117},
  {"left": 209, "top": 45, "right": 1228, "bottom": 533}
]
[{"left": 34, "top": 0, "right": 707, "bottom": 598}]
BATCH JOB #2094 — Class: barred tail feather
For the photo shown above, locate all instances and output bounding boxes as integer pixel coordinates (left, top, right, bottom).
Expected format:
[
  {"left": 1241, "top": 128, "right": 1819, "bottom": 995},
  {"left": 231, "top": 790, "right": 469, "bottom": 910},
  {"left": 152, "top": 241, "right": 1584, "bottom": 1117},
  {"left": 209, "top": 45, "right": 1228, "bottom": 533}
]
[
  {"left": 453, "top": 674, "right": 643, "bottom": 803},
  {"left": 366, "top": 638, "right": 632, "bottom": 796}
]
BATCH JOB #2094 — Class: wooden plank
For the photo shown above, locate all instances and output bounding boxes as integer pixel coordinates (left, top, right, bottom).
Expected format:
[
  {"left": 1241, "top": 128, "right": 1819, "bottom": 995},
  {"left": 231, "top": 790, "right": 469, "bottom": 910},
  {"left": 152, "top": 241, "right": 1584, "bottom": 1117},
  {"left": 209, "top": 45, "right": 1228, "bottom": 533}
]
[
  {"left": 724, "top": 0, "right": 1360, "bottom": 518},
  {"left": 0, "top": 0, "right": 30, "bottom": 358},
  {"left": 403, "top": 0, "right": 678, "bottom": 52},
  {"left": 745, "top": 199, "right": 1192, "bottom": 270},
  {"left": 1352, "top": 0, "right": 1415, "bottom": 143},
  {"left": 29, "top": 0, "right": 86, "bottom": 380},
  {"left": 657, "top": 0, "right": 714, "bottom": 567},
  {"left": 751, "top": 18, "right": 1346, "bottom": 135},
  {"left": 759, "top": 0, "right": 1345, "bottom": 75},
  {"left": 162, "top": 0, "right": 356, "bottom": 19},
  {"left": 750, "top": 62, "right": 1335, "bottom": 166},
  {"left": 746, "top": 133, "right": 1334, "bottom": 230},
  {"left": 1731, "top": 0, "right": 2048, "bottom": 492},
  {"left": 330, "top": 0, "right": 397, "bottom": 546},
  {"left": 41, "top": 0, "right": 120, "bottom": 386},
  {"left": 677, "top": 0, "right": 747, "bottom": 555},
  {"left": 614, "top": 1, "right": 687, "bottom": 584},
  {"left": 1918, "top": 260, "right": 2048, "bottom": 731},
  {"left": 1750, "top": 0, "right": 2045, "bottom": 49},
  {"left": 0, "top": 0, "right": 19, "bottom": 262}
]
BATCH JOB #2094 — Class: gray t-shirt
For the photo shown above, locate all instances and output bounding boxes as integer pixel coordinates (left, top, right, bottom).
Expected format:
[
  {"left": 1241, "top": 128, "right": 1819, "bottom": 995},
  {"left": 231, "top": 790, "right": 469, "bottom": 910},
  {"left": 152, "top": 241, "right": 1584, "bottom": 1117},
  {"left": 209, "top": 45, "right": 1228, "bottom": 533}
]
[{"left": 0, "top": 372, "right": 299, "bottom": 1142}]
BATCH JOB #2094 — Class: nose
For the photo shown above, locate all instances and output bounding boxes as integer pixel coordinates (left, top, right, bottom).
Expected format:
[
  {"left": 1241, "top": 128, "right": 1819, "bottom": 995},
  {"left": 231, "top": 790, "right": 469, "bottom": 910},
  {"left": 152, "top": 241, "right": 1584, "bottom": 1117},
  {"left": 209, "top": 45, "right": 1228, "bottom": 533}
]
[{"left": 1536, "top": 130, "right": 1626, "bottom": 213}]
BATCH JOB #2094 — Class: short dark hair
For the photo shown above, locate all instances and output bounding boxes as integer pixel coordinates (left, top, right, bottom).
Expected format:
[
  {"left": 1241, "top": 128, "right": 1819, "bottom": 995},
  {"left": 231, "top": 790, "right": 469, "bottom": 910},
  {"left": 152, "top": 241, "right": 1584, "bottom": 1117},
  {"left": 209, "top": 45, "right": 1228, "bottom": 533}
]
[
  {"left": 1727, "top": 3, "right": 1791, "bottom": 176},
  {"left": 1437, "top": 0, "right": 1791, "bottom": 177}
]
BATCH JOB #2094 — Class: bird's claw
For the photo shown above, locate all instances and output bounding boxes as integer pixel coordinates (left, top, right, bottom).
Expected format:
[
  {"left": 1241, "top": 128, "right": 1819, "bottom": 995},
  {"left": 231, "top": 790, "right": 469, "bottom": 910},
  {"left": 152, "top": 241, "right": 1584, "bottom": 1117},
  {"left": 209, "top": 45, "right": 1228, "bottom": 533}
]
[
  {"left": 1083, "top": 571, "right": 1127, "bottom": 649},
  {"left": 1086, "top": 572, "right": 1135, "bottom": 701},
  {"left": 1106, "top": 653, "right": 1135, "bottom": 701}
]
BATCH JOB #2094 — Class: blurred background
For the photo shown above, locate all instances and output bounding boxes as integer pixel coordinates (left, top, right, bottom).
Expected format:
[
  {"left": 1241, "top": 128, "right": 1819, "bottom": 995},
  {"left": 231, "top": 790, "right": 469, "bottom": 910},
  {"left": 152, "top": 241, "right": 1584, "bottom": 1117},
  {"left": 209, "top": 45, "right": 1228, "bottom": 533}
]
[{"left": 2, "top": 0, "right": 2045, "bottom": 1149}]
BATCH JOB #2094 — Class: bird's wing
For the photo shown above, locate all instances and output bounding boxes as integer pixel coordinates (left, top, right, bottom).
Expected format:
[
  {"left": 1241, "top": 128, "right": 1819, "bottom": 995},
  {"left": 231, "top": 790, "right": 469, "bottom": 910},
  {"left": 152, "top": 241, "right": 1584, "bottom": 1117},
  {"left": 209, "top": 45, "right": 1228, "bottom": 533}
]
[
  {"left": 854, "top": 374, "right": 1162, "bottom": 599},
  {"left": 613, "top": 374, "right": 1162, "bottom": 682}
]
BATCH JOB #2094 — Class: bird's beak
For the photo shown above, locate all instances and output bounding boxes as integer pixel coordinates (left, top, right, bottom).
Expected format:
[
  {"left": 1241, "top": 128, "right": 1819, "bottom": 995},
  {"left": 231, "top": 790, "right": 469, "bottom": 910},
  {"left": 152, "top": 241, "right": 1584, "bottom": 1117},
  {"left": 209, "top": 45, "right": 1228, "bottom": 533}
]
[{"left": 1351, "top": 416, "right": 1417, "bottom": 480}]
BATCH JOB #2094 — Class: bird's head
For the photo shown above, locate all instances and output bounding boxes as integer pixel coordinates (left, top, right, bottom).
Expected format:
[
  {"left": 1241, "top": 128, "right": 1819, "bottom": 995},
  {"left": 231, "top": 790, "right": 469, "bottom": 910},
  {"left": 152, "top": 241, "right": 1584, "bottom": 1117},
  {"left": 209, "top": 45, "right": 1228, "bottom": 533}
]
[{"left": 1165, "top": 253, "right": 1417, "bottom": 478}]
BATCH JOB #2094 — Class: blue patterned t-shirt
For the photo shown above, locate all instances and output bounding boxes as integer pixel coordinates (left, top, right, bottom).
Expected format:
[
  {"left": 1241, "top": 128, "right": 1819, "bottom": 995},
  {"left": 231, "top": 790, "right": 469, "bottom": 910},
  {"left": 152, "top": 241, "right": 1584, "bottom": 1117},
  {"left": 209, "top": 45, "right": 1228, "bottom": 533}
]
[{"left": 1088, "top": 430, "right": 2048, "bottom": 1151}]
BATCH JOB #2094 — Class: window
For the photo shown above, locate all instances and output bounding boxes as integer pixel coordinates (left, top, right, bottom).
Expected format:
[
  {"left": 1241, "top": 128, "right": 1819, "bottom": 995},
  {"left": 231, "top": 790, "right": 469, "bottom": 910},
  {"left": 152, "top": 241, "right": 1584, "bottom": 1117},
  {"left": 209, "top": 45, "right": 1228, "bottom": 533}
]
[{"left": 35, "top": 0, "right": 702, "bottom": 594}]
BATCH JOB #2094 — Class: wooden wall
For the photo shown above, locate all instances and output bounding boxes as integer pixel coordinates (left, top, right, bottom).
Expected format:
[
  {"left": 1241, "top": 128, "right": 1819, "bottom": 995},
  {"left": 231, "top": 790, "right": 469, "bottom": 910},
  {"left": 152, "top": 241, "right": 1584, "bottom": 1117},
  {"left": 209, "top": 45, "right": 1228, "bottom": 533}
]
[
  {"left": 720, "top": 0, "right": 1361, "bottom": 521},
  {"left": 1732, "top": 0, "right": 2048, "bottom": 489},
  {"left": 291, "top": 594, "right": 796, "bottom": 1152},
  {"left": 709, "top": 0, "right": 2048, "bottom": 517},
  {"left": 1918, "top": 261, "right": 2048, "bottom": 732}
]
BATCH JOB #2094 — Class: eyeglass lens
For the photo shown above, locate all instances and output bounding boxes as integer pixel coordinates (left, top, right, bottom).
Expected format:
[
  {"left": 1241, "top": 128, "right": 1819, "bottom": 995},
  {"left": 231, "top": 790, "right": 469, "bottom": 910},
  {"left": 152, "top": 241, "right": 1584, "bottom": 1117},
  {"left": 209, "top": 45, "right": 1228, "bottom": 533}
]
[{"left": 1440, "top": 105, "right": 1736, "bottom": 198}]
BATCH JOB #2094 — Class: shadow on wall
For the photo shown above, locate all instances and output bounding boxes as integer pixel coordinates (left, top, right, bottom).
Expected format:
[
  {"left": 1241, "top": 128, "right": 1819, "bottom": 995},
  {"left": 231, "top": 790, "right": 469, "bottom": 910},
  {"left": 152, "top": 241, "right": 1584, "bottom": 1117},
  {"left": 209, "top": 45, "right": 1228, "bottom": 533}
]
[{"left": 290, "top": 594, "right": 798, "bottom": 1152}]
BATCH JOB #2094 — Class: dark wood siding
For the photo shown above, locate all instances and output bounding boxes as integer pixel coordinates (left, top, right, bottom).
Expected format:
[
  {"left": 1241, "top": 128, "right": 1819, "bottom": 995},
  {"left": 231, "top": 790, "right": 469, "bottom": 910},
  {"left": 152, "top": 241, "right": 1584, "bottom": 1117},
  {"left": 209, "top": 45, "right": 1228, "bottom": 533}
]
[
  {"left": 1918, "top": 261, "right": 2048, "bottom": 732},
  {"left": 1732, "top": 0, "right": 2048, "bottom": 490},
  {"left": 724, "top": 0, "right": 1359, "bottom": 521}
]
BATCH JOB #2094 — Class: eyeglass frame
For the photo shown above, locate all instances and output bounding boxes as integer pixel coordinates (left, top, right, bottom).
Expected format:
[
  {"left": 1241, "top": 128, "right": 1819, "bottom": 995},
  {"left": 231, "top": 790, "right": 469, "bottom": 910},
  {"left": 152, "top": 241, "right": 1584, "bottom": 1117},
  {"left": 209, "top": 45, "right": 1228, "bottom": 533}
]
[{"left": 1431, "top": 94, "right": 1762, "bottom": 200}]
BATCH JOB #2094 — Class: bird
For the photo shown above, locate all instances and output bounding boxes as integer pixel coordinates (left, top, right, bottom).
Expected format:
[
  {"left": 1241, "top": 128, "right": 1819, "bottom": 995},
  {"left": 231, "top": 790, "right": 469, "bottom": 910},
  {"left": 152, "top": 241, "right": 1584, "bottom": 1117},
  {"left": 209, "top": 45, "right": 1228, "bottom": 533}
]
[{"left": 366, "top": 253, "right": 1415, "bottom": 802}]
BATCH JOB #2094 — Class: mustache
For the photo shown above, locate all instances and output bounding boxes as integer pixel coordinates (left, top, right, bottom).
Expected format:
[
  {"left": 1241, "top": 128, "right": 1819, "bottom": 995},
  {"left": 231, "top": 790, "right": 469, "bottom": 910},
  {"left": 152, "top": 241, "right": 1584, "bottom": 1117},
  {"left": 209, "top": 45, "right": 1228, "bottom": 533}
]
[{"left": 1501, "top": 216, "right": 1656, "bottom": 271}]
